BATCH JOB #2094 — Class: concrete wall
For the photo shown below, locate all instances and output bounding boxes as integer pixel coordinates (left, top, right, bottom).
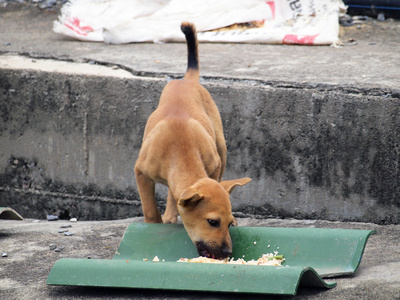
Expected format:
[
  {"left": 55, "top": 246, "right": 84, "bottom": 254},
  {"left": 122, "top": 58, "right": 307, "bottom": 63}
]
[
  {"left": 214, "top": 81, "right": 400, "bottom": 224},
  {"left": 1, "top": 58, "right": 399, "bottom": 223}
]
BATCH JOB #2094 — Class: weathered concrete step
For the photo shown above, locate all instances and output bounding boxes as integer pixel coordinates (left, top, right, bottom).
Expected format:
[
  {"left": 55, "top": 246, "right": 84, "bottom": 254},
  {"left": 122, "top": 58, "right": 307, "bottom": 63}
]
[{"left": 1, "top": 55, "right": 399, "bottom": 223}]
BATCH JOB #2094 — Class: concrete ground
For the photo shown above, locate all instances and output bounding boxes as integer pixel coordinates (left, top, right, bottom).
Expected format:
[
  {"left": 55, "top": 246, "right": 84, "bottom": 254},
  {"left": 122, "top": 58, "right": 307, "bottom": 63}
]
[
  {"left": 1, "top": 2, "right": 400, "bottom": 224},
  {"left": 1, "top": 3, "right": 399, "bottom": 89},
  {"left": 1, "top": 3, "right": 400, "bottom": 299},
  {"left": 1, "top": 217, "right": 400, "bottom": 300}
]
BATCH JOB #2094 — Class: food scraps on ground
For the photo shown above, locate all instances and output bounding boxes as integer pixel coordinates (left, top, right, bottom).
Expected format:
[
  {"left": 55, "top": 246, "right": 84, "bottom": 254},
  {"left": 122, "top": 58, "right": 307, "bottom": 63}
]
[
  {"left": 143, "top": 252, "right": 285, "bottom": 266},
  {"left": 177, "top": 252, "right": 284, "bottom": 266}
]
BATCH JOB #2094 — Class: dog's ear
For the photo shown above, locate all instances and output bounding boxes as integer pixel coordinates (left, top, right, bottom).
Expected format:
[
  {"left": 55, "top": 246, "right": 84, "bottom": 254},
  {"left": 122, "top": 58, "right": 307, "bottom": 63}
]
[
  {"left": 220, "top": 177, "right": 251, "bottom": 194},
  {"left": 231, "top": 217, "right": 238, "bottom": 227},
  {"left": 178, "top": 188, "right": 203, "bottom": 208}
]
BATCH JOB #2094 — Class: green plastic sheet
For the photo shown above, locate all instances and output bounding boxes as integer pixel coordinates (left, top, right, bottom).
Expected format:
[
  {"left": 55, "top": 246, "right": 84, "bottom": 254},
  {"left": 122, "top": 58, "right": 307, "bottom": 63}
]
[
  {"left": 47, "top": 223, "right": 375, "bottom": 295},
  {"left": 0, "top": 207, "right": 23, "bottom": 220}
]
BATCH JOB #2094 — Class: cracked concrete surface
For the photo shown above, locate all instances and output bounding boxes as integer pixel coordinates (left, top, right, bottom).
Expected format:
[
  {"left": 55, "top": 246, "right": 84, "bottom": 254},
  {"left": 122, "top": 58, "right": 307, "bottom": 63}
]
[
  {"left": 1, "top": 4, "right": 400, "bottom": 88},
  {"left": 1, "top": 217, "right": 400, "bottom": 299},
  {"left": 1, "top": 3, "right": 400, "bottom": 223}
]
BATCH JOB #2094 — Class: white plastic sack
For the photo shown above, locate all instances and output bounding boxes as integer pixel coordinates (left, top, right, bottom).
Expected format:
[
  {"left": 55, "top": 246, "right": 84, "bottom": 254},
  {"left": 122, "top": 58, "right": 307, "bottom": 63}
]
[{"left": 53, "top": 0, "right": 346, "bottom": 45}]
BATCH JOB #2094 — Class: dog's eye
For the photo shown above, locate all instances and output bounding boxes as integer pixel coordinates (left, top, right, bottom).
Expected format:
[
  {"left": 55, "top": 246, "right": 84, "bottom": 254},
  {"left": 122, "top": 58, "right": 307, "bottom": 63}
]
[{"left": 207, "top": 219, "right": 220, "bottom": 228}]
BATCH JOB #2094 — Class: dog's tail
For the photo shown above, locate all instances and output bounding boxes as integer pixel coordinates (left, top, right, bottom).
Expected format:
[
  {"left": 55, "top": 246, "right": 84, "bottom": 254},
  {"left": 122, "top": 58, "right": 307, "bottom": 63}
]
[{"left": 181, "top": 22, "right": 199, "bottom": 82}]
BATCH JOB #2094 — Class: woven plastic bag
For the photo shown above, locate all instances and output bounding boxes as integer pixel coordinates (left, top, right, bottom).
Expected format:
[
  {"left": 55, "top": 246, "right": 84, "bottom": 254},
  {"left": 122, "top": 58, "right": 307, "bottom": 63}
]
[{"left": 53, "top": 0, "right": 346, "bottom": 45}]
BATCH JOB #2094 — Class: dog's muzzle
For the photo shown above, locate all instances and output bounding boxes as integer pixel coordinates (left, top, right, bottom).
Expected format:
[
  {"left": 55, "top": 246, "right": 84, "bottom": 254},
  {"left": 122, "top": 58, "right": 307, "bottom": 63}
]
[{"left": 195, "top": 241, "right": 232, "bottom": 259}]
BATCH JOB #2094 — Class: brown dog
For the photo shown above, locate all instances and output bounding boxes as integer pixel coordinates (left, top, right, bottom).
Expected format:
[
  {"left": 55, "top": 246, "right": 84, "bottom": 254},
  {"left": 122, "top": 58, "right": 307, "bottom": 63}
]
[{"left": 134, "top": 22, "right": 251, "bottom": 259}]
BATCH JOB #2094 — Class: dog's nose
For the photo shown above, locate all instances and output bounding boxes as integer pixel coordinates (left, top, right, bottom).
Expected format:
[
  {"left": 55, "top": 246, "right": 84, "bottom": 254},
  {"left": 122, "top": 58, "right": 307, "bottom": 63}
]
[{"left": 222, "top": 246, "right": 232, "bottom": 258}]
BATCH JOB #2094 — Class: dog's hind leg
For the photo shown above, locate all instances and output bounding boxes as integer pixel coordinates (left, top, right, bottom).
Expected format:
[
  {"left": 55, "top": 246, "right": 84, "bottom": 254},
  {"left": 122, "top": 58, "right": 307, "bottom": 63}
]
[
  {"left": 135, "top": 169, "right": 162, "bottom": 223},
  {"left": 163, "top": 190, "right": 178, "bottom": 223}
]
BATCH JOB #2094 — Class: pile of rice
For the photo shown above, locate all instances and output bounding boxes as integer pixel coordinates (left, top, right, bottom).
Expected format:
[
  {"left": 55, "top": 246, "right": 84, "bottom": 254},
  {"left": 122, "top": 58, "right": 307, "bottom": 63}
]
[{"left": 177, "top": 252, "right": 284, "bottom": 266}]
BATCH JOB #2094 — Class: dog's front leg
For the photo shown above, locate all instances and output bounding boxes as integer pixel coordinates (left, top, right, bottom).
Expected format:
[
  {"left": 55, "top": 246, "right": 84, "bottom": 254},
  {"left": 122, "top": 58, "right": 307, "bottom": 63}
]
[
  {"left": 162, "top": 190, "right": 178, "bottom": 223},
  {"left": 135, "top": 169, "right": 162, "bottom": 223}
]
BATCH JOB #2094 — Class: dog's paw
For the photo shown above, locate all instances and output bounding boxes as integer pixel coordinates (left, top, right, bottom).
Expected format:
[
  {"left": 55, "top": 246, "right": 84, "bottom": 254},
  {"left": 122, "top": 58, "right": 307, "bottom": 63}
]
[{"left": 162, "top": 216, "right": 178, "bottom": 224}]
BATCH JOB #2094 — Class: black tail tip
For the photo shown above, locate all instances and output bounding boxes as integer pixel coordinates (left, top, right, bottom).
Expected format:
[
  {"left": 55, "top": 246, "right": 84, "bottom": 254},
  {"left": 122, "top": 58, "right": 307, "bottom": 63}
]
[{"left": 181, "top": 22, "right": 196, "bottom": 36}]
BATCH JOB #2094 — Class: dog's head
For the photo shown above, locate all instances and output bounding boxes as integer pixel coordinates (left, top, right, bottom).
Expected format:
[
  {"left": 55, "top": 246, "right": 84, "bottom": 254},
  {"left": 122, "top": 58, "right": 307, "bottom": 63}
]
[{"left": 177, "top": 177, "right": 251, "bottom": 259}]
